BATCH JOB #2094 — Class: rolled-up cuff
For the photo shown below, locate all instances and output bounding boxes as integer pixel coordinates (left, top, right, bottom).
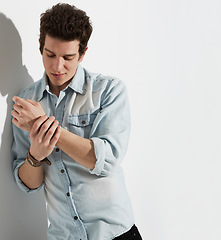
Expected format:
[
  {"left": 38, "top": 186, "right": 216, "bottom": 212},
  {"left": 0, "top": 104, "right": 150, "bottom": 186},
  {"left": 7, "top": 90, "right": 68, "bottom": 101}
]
[{"left": 89, "top": 137, "right": 106, "bottom": 176}]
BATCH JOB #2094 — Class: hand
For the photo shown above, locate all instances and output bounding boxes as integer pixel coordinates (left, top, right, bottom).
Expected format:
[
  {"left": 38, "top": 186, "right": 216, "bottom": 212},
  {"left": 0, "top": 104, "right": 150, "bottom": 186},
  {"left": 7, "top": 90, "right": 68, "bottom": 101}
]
[
  {"left": 11, "top": 96, "right": 45, "bottom": 132},
  {"left": 29, "top": 115, "right": 61, "bottom": 161}
]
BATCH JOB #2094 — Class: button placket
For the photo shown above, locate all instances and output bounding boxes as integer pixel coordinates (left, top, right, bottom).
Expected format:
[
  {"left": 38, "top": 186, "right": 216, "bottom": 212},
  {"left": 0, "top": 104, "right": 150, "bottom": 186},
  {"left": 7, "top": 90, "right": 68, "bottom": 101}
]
[{"left": 52, "top": 92, "right": 87, "bottom": 239}]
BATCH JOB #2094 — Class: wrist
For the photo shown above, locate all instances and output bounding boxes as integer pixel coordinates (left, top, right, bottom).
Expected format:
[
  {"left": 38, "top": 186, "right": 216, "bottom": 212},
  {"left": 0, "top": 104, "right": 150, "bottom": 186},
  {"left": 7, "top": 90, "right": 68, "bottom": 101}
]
[
  {"left": 29, "top": 148, "right": 44, "bottom": 161},
  {"left": 27, "top": 150, "right": 43, "bottom": 167},
  {"left": 27, "top": 150, "right": 51, "bottom": 167}
]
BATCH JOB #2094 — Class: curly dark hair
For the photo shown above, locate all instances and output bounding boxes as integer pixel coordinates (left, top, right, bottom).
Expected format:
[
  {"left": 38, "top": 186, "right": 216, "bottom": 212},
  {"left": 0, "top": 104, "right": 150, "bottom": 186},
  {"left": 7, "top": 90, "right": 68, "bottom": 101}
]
[{"left": 39, "top": 3, "right": 93, "bottom": 56}]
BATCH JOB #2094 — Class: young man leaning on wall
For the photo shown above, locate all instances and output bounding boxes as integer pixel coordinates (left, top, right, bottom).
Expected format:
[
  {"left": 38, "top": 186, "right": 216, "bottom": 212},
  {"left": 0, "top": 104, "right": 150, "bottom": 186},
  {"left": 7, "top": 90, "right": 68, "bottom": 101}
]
[{"left": 11, "top": 3, "right": 142, "bottom": 240}]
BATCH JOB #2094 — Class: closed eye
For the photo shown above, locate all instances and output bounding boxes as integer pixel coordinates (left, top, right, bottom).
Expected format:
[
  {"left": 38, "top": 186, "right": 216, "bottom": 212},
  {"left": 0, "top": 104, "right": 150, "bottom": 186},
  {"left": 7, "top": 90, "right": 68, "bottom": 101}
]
[
  {"left": 47, "top": 54, "right": 55, "bottom": 58},
  {"left": 63, "top": 56, "right": 74, "bottom": 61},
  {"left": 44, "top": 48, "right": 77, "bottom": 60}
]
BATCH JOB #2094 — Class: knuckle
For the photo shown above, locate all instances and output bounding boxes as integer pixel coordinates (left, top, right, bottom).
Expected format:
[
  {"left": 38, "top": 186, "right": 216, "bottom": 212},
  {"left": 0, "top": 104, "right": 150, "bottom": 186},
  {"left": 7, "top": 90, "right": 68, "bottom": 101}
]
[
  {"left": 20, "top": 110, "right": 24, "bottom": 115},
  {"left": 33, "top": 121, "right": 38, "bottom": 128},
  {"left": 54, "top": 136, "right": 59, "bottom": 142},
  {"left": 41, "top": 124, "right": 48, "bottom": 130},
  {"left": 54, "top": 132, "right": 61, "bottom": 140},
  {"left": 41, "top": 115, "right": 47, "bottom": 120},
  {"left": 54, "top": 120, "right": 59, "bottom": 125},
  {"left": 43, "top": 142, "right": 48, "bottom": 148},
  {"left": 36, "top": 137, "right": 41, "bottom": 143},
  {"left": 48, "top": 128, "right": 54, "bottom": 135},
  {"left": 49, "top": 116, "right": 55, "bottom": 121}
]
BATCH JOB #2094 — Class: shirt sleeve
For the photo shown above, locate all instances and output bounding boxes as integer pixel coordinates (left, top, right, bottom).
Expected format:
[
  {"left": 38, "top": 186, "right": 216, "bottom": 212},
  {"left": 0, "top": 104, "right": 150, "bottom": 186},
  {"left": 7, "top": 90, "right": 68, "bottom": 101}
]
[
  {"left": 89, "top": 79, "right": 131, "bottom": 176},
  {"left": 11, "top": 114, "right": 44, "bottom": 193}
]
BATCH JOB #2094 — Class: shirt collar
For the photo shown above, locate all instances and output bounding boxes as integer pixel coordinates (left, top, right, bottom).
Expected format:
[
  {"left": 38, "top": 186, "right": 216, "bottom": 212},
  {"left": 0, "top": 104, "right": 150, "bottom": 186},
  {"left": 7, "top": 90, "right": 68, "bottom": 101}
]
[
  {"left": 67, "top": 64, "right": 85, "bottom": 94},
  {"left": 36, "top": 64, "right": 85, "bottom": 101}
]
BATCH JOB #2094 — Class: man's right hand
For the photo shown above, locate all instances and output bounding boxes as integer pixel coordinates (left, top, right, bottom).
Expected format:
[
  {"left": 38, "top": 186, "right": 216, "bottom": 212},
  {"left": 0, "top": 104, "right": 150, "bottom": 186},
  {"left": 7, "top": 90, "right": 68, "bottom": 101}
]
[
  {"left": 29, "top": 115, "right": 61, "bottom": 161},
  {"left": 11, "top": 96, "right": 45, "bottom": 132}
]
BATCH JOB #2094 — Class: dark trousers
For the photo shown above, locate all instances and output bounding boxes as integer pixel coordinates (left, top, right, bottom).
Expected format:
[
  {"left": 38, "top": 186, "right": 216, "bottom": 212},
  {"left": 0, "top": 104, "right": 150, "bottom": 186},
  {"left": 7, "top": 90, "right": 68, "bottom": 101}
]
[{"left": 113, "top": 225, "right": 142, "bottom": 240}]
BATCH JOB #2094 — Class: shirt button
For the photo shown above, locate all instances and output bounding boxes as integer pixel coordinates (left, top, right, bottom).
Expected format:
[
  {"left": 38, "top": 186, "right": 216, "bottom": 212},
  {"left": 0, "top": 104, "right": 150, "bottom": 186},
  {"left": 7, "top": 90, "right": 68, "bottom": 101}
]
[
  {"left": 74, "top": 216, "right": 78, "bottom": 220},
  {"left": 56, "top": 148, "right": 59, "bottom": 152},
  {"left": 82, "top": 120, "right": 86, "bottom": 124},
  {"left": 61, "top": 169, "right": 65, "bottom": 173},
  {"left": 67, "top": 192, "right": 70, "bottom": 197}
]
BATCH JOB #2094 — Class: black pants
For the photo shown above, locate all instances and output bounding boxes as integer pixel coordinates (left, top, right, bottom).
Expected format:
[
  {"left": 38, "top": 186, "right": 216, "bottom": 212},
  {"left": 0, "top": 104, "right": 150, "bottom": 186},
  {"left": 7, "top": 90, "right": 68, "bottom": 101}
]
[{"left": 113, "top": 225, "right": 142, "bottom": 240}]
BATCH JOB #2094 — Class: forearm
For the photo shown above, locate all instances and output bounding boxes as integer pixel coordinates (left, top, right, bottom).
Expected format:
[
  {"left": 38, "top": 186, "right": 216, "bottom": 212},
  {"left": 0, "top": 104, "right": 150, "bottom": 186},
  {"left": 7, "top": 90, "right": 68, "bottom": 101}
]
[
  {"left": 18, "top": 159, "right": 44, "bottom": 189},
  {"left": 56, "top": 127, "right": 96, "bottom": 170}
]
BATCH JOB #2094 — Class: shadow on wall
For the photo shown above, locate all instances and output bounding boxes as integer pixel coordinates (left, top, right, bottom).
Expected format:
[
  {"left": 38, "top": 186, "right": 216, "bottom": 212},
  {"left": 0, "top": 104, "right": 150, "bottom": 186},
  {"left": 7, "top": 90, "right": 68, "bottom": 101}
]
[{"left": 0, "top": 13, "right": 47, "bottom": 240}]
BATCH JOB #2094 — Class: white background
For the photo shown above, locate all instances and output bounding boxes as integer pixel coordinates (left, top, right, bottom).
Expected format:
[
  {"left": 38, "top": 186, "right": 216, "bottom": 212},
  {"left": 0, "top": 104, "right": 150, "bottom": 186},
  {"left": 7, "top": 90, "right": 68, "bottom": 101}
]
[{"left": 0, "top": 0, "right": 221, "bottom": 239}]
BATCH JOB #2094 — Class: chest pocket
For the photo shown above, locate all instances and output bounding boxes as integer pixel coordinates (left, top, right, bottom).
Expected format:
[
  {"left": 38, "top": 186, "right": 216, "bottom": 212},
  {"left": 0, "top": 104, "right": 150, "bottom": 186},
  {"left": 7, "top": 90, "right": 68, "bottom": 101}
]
[{"left": 67, "top": 114, "right": 96, "bottom": 138}]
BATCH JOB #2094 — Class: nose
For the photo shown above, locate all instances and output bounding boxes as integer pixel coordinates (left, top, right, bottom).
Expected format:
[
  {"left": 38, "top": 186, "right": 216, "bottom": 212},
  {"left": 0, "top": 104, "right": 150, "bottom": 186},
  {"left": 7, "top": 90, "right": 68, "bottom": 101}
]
[{"left": 54, "top": 57, "right": 64, "bottom": 72}]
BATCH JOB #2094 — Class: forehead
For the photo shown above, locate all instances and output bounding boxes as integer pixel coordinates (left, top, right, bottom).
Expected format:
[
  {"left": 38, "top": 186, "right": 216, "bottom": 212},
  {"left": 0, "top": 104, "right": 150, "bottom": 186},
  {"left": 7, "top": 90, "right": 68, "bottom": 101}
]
[{"left": 44, "top": 35, "right": 80, "bottom": 54}]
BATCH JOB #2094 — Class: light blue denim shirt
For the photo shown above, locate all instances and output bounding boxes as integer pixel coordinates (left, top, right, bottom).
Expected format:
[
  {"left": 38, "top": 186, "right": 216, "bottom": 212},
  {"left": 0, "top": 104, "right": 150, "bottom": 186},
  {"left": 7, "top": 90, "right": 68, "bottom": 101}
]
[{"left": 12, "top": 65, "right": 134, "bottom": 240}]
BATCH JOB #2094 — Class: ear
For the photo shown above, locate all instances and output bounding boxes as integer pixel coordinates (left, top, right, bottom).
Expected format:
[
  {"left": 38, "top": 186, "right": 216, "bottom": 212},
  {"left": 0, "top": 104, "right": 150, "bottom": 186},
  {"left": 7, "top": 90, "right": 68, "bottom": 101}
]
[{"left": 78, "top": 47, "right": 88, "bottom": 63}]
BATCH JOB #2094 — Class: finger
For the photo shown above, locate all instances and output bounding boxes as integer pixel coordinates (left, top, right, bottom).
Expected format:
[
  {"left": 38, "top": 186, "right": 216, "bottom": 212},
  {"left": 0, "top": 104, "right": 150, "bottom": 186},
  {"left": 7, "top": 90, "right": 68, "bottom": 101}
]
[
  {"left": 44, "top": 120, "right": 59, "bottom": 144},
  {"left": 12, "top": 117, "right": 19, "bottom": 127},
  {"left": 11, "top": 109, "right": 20, "bottom": 119},
  {"left": 31, "top": 115, "right": 49, "bottom": 136},
  {"left": 13, "top": 96, "right": 23, "bottom": 104},
  {"left": 13, "top": 103, "right": 23, "bottom": 113},
  {"left": 37, "top": 116, "right": 55, "bottom": 137},
  {"left": 13, "top": 96, "right": 31, "bottom": 109},
  {"left": 49, "top": 125, "right": 62, "bottom": 147}
]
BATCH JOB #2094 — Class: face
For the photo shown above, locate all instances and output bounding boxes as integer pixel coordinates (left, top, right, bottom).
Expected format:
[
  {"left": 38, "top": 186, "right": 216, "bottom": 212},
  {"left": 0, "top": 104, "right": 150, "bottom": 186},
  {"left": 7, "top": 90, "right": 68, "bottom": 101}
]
[{"left": 41, "top": 35, "right": 86, "bottom": 96}]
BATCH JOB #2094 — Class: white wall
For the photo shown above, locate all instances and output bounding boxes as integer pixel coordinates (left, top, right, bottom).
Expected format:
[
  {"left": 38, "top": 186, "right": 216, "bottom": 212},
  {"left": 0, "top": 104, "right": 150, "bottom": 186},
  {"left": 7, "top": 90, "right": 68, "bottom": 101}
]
[{"left": 1, "top": 0, "right": 221, "bottom": 239}]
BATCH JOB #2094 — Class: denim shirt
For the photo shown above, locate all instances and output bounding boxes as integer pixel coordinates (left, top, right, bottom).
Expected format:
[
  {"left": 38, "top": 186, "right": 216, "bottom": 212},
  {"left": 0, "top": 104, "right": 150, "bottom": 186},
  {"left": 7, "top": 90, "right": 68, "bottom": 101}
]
[{"left": 12, "top": 65, "right": 134, "bottom": 240}]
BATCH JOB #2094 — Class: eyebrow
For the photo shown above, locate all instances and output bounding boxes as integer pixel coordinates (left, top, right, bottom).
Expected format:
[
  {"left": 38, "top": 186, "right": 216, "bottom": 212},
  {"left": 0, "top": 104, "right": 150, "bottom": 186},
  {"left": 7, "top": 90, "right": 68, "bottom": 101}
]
[{"left": 44, "top": 48, "right": 77, "bottom": 57}]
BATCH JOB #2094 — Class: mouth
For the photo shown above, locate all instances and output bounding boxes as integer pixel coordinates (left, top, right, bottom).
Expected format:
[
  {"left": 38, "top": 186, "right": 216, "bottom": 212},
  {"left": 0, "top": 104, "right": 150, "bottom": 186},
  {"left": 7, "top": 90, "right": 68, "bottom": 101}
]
[{"left": 51, "top": 73, "right": 65, "bottom": 78}]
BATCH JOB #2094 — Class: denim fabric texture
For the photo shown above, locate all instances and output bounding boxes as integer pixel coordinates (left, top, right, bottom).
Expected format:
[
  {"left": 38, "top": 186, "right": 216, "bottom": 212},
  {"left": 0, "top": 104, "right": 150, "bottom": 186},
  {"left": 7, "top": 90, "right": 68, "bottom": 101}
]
[{"left": 12, "top": 65, "right": 135, "bottom": 240}]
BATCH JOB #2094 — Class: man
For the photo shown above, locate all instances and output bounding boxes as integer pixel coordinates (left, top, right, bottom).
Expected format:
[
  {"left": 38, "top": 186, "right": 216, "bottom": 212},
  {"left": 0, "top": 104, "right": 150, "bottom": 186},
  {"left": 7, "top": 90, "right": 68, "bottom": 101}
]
[{"left": 11, "top": 3, "right": 142, "bottom": 240}]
